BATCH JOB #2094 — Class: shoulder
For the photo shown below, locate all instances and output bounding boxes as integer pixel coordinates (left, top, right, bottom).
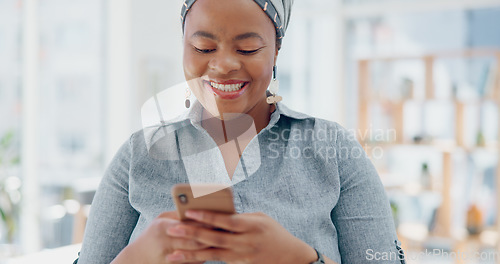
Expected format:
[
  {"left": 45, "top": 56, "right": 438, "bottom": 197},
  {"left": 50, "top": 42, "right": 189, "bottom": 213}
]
[
  {"left": 277, "top": 102, "right": 355, "bottom": 146},
  {"left": 108, "top": 127, "right": 163, "bottom": 165},
  {"left": 128, "top": 112, "right": 190, "bottom": 153}
]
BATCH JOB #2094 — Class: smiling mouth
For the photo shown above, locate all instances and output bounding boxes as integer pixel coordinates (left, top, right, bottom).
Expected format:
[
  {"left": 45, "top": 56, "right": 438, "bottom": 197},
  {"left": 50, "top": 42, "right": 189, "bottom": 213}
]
[{"left": 208, "top": 81, "right": 249, "bottom": 92}]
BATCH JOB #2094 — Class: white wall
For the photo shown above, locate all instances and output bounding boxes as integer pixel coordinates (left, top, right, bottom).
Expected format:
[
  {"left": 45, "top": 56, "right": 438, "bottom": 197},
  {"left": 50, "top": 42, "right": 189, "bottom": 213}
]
[{"left": 131, "top": 0, "right": 185, "bottom": 131}]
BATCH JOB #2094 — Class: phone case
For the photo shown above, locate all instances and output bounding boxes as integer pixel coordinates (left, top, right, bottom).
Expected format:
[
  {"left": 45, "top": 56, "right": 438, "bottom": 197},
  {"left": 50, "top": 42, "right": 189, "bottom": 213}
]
[{"left": 171, "top": 184, "right": 236, "bottom": 221}]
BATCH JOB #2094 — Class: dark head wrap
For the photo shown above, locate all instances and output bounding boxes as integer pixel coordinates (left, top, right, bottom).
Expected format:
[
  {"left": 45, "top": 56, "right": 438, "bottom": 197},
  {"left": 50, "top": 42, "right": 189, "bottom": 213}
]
[{"left": 180, "top": 0, "right": 294, "bottom": 46}]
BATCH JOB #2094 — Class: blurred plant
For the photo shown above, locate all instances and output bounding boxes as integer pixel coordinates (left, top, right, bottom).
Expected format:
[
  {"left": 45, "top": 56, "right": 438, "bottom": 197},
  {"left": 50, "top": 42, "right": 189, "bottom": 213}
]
[
  {"left": 390, "top": 200, "right": 399, "bottom": 228},
  {"left": 0, "top": 130, "right": 22, "bottom": 243}
]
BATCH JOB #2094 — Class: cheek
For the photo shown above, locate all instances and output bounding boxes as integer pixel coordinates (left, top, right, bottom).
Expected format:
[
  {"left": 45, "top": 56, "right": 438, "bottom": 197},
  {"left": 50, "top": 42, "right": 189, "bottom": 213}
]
[
  {"left": 247, "top": 57, "right": 273, "bottom": 85},
  {"left": 183, "top": 50, "right": 208, "bottom": 79}
]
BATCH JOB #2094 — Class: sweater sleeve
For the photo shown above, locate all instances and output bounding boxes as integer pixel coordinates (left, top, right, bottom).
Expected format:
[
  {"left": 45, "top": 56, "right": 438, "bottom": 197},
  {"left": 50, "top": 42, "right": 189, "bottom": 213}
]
[
  {"left": 330, "top": 124, "right": 404, "bottom": 263},
  {"left": 77, "top": 135, "right": 140, "bottom": 264}
]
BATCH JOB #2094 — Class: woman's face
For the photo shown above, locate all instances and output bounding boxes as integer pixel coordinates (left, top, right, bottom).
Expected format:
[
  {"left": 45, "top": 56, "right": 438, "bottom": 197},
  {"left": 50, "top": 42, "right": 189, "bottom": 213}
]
[{"left": 183, "top": 0, "right": 278, "bottom": 118}]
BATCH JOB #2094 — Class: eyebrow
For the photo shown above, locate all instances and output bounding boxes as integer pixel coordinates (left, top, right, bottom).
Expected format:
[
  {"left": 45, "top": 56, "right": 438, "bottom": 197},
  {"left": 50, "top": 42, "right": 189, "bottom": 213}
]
[
  {"left": 191, "top": 31, "right": 218, "bottom": 40},
  {"left": 191, "top": 31, "right": 264, "bottom": 42},
  {"left": 233, "top": 32, "right": 264, "bottom": 42}
]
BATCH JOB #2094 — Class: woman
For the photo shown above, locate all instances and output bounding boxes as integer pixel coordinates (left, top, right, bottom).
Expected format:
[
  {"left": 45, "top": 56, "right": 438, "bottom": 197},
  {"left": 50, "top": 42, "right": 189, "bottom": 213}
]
[{"left": 76, "top": 0, "right": 404, "bottom": 263}]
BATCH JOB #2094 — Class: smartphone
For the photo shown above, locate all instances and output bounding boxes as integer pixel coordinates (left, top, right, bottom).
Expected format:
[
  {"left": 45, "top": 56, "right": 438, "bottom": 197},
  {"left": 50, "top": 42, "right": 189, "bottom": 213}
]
[{"left": 171, "top": 184, "right": 236, "bottom": 221}]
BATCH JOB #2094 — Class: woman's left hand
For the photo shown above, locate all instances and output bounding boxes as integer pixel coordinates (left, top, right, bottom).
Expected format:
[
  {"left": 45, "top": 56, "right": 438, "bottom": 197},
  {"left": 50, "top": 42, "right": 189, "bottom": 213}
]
[{"left": 165, "top": 211, "right": 318, "bottom": 264}]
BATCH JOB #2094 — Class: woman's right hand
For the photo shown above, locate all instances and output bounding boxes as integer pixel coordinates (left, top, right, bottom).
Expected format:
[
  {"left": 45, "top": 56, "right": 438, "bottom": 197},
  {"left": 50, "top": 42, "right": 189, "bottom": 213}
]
[{"left": 111, "top": 211, "right": 209, "bottom": 264}]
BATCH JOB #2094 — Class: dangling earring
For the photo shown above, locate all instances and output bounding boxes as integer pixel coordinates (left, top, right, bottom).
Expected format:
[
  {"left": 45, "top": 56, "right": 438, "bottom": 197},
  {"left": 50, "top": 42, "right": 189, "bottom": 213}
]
[
  {"left": 266, "top": 65, "right": 282, "bottom": 105},
  {"left": 185, "top": 87, "right": 191, "bottom": 108}
]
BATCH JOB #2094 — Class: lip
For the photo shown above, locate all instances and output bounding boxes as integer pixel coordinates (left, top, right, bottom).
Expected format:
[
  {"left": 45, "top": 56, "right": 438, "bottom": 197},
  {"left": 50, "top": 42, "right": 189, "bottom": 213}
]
[{"left": 203, "top": 80, "right": 249, "bottom": 100}]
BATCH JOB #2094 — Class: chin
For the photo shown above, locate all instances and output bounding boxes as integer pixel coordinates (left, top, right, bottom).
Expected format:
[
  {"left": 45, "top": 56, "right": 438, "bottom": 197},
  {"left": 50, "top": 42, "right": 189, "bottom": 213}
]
[{"left": 214, "top": 103, "right": 247, "bottom": 116}]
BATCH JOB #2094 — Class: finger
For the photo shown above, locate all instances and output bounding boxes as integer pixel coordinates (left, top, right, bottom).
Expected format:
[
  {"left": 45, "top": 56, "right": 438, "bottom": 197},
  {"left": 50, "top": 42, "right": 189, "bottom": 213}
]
[
  {"left": 185, "top": 210, "right": 248, "bottom": 232},
  {"left": 156, "top": 216, "right": 209, "bottom": 235},
  {"left": 167, "top": 224, "right": 241, "bottom": 249},
  {"left": 150, "top": 217, "right": 181, "bottom": 236},
  {"left": 166, "top": 250, "right": 204, "bottom": 264},
  {"left": 178, "top": 220, "right": 215, "bottom": 229},
  {"left": 158, "top": 211, "right": 180, "bottom": 220},
  {"left": 168, "top": 248, "right": 233, "bottom": 263},
  {"left": 169, "top": 237, "right": 211, "bottom": 251}
]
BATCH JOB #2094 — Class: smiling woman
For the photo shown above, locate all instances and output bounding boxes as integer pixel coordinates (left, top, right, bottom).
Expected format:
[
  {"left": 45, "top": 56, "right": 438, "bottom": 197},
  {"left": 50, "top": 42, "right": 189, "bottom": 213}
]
[
  {"left": 75, "top": 0, "right": 404, "bottom": 263},
  {"left": 182, "top": 0, "right": 278, "bottom": 129}
]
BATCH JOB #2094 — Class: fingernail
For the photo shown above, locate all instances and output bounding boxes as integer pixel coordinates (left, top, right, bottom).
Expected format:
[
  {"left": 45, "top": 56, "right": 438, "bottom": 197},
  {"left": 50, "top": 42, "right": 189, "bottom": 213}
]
[
  {"left": 167, "top": 252, "right": 185, "bottom": 261},
  {"left": 186, "top": 210, "right": 202, "bottom": 220},
  {"left": 164, "top": 218, "right": 180, "bottom": 224},
  {"left": 167, "top": 227, "right": 186, "bottom": 237}
]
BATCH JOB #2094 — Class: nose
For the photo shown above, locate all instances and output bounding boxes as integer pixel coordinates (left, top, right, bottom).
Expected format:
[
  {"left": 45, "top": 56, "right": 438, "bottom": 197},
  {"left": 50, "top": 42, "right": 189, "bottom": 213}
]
[{"left": 208, "top": 49, "right": 241, "bottom": 75}]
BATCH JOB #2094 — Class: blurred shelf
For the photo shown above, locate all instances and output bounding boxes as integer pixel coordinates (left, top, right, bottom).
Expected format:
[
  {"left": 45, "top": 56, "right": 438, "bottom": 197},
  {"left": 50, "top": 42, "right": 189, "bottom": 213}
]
[
  {"left": 343, "top": 0, "right": 500, "bottom": 19},
  {"left": 380, "top": 174, "right": 442, "bottom": 195},
  {"left": 357, "top": 49, "right": 500, "bottom": 61},
  {"left": 367, "top": 96, "right": 500, "bottom": 104},
  {"left": 398, "top": 224, "right": 499, "bottom": 263},
  {"left": 363, "top": 140, "right": 500, "bottom": 153},
  {"left": 358, "top": 49, "right": 500, "bottom": 264}
]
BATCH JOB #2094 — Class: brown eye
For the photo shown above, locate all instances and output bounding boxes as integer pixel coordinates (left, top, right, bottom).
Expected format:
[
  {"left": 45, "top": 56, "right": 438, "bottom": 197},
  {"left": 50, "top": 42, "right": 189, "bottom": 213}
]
[
  {"left": 237, "top": 48, "right": 261, "bottom": 55},
  {"left": 194, "top": 47, "right": 216, "bottom": 54}
]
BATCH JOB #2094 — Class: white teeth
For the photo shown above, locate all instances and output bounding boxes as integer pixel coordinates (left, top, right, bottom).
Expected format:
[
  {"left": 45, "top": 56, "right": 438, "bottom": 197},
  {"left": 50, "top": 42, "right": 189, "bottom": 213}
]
[{"left": 210, "top": 82, "right": 245, "bottom": 92}]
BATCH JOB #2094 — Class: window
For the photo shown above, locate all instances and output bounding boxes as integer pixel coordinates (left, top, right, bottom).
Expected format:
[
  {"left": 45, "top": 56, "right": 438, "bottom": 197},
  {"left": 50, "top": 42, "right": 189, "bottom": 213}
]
[
  {"left": 0, "top": 0, "right": 22, "bottom": 251},
  {"left": 0, "top": 0, "right": 106, "bottom": 254}
]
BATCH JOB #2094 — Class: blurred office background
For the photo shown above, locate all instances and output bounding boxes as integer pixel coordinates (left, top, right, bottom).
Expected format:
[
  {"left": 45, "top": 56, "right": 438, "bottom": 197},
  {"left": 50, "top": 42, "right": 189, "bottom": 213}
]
[{"left": 0, "top": 0, "right": 500, "bottom": 263}]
